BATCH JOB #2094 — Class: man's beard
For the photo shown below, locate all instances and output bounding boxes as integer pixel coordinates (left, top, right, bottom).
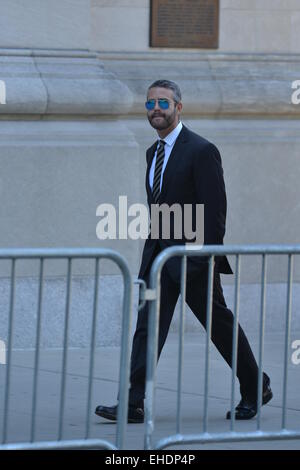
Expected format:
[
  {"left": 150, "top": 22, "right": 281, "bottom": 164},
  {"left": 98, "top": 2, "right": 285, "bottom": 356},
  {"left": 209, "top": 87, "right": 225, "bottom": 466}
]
[{"left": 148, "top": 110, "right": 176, "bottom": 130}]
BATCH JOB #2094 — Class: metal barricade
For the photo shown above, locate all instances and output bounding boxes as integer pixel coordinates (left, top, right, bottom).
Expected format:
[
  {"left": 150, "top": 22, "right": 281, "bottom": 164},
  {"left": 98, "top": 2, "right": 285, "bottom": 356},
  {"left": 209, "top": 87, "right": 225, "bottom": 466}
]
[
  {"left": 144, "top": 244, "right": 300, "bottom": 450},
  {"left": 0, "top": 248, "right": 132, "bottom": 450}
]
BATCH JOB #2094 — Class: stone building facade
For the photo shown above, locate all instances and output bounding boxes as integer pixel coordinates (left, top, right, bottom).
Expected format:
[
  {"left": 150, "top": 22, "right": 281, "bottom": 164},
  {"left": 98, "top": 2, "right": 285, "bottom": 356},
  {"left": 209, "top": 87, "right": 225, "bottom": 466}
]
[{"left": 0, "top": 0, "right": 299, "bottom": 346}]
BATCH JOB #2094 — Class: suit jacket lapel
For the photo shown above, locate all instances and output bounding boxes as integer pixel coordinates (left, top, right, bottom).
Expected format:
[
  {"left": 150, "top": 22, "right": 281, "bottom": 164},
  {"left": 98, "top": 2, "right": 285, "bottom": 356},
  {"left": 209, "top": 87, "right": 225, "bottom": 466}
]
[{"left": 145, "top": 141, "right": 157, "bottom": 202}]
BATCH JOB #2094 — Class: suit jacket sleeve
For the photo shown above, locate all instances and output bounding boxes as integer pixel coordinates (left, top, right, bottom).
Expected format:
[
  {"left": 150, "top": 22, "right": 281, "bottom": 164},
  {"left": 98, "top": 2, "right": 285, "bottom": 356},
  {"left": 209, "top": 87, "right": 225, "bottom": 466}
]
[{"left": 192, "top": 143, "right": 227, "bottom": 246}]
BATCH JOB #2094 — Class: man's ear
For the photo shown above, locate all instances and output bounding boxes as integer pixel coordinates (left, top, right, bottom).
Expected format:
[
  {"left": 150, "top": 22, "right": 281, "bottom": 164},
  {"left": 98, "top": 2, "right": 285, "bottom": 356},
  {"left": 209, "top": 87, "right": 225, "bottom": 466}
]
[{"left": 177, "top": 102, "right": 183, "bottom": 112}]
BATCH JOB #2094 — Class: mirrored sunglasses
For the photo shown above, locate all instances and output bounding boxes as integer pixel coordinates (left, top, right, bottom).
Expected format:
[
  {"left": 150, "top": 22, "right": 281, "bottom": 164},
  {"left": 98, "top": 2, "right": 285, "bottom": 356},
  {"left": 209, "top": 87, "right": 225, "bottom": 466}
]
[{"left": 145, "top": 99, "right": 170, "bottom": 110}]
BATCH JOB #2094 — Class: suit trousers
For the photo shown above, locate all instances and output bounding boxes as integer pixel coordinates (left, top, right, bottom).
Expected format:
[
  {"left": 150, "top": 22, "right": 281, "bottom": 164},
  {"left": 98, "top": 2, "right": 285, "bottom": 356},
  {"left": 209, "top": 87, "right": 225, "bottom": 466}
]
[{"left": 128, "top": 248, "right": 259, "bottom": 407}]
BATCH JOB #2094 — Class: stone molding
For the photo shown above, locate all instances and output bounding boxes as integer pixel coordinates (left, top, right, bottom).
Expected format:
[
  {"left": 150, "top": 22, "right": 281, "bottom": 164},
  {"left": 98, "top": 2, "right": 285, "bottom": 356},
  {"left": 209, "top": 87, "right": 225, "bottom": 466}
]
[
  {"left": 0, "top": 48, "right": 299, "bottom": 117},
  {"left": 0, "top": 48, "right": 133, "bottom": 116},
  {"left": 99, "top": 51, "right": 300, "bottom": 118}
]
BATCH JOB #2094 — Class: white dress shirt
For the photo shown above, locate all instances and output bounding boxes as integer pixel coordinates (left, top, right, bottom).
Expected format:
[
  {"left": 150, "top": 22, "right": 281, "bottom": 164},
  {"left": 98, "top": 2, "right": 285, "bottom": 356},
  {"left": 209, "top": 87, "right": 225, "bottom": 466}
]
[{"left": 149, "top": 121, "right": 183, "bottom": 191}]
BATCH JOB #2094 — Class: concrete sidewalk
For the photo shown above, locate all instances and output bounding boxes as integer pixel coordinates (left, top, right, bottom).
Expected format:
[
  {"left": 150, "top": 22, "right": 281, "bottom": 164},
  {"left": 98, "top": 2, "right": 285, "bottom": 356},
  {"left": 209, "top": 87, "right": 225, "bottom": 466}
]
[{"left": 0, "top": 331, "right": 300, "bottom": 450}]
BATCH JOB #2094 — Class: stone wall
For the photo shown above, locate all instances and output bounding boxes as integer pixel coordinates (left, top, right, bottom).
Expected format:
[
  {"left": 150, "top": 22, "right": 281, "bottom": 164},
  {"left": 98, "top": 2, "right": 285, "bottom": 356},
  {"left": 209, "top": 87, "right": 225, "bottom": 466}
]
[
  {"left": 0, "top": 0, "right": 300, "bottom": 345},
  {"left": 1, "top": 1, "right": 299, "bottom": 53}
]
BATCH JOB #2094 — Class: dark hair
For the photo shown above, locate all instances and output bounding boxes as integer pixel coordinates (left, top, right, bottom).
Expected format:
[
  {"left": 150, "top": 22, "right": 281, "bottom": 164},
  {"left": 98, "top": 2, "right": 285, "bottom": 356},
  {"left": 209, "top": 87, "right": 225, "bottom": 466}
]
[{"left": 148, "top": 79, "right": 182, "bottom": 103}]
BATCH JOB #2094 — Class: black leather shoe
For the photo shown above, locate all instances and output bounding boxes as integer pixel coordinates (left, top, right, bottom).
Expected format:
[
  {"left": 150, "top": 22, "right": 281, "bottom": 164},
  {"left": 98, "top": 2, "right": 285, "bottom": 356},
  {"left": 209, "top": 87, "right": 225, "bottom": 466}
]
[
  {"left": 226, "top": 374, "right": 273, "bottom": 420},
  {"left": 95, "top": 404, "right": 144, "bottom": 423}
]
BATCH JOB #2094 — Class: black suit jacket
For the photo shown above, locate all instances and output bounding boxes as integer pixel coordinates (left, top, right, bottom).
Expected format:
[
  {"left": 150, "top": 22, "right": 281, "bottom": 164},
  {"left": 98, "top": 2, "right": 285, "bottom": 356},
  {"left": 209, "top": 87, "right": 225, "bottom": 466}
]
[{"left": 138, "top": 124, "right": 233, "bottom": 283}]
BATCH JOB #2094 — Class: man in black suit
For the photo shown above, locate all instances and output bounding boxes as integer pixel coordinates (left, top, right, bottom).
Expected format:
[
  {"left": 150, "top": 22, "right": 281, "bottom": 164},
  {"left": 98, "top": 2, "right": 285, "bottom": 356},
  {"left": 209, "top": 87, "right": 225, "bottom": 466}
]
[{"left": 95, "top": 79, "right": 272, "bottom": 423}]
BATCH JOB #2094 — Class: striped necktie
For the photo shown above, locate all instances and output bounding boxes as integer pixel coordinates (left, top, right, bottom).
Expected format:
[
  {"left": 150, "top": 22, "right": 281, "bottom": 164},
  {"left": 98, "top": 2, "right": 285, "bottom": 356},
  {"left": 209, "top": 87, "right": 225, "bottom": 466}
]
[{"left": 152, "top": 140, "right": 166, "bottom": 203}]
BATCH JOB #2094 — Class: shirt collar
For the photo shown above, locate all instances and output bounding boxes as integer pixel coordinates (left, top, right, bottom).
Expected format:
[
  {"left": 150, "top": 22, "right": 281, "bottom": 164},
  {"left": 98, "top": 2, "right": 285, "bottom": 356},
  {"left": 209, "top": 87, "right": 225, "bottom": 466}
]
[{"left": 158, "top": 121, "right": 183, "bottom": 147}]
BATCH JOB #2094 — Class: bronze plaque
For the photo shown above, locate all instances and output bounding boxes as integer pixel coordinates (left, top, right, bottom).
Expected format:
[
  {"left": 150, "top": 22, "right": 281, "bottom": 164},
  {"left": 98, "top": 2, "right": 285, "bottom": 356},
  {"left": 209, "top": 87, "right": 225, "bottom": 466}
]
[{"left": 150, "top": 0, "right": 219, "bottom": 49}]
